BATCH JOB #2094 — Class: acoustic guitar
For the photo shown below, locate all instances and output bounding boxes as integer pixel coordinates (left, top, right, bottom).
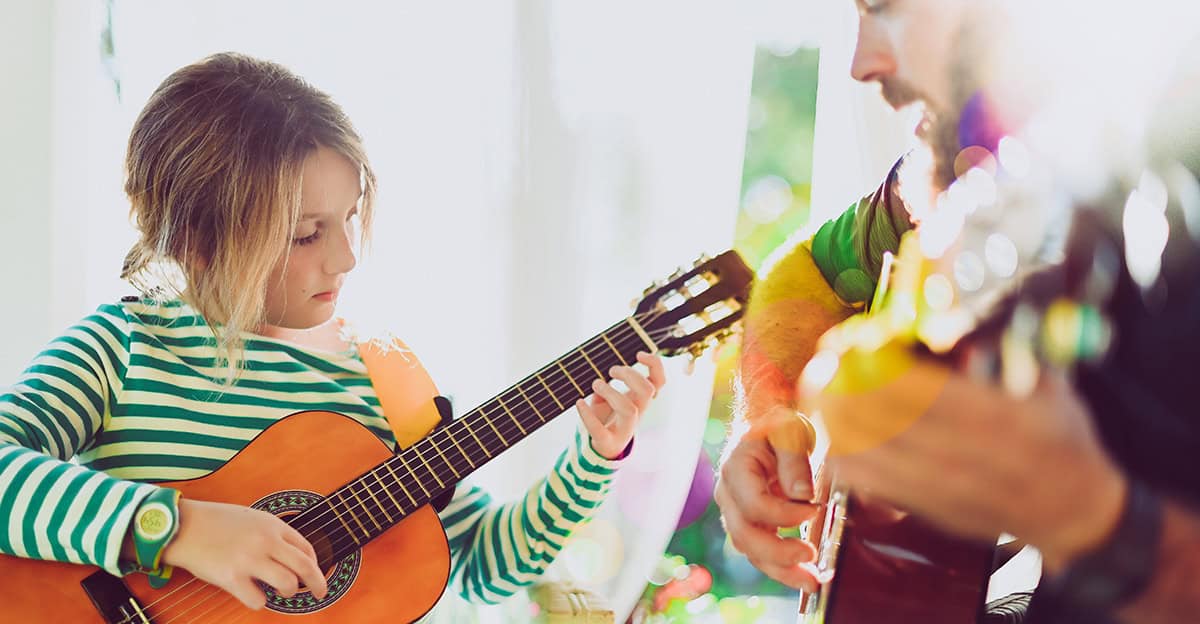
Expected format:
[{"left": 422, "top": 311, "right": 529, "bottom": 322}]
[
  {"left": 0, "top": 250, "right": 754, "bottom": 623},
  {"left": 796, "top": 160, "right": 1131, "bottom": 623}
]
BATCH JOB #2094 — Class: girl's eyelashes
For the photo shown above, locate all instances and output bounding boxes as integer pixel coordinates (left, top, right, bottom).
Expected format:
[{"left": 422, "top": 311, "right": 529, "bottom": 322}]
[
  {"left": 293, "top": 208, "right": 355, "bottom": 246},
  {"left": 293, "top": 230, "right": 321, "bottom": 246}
]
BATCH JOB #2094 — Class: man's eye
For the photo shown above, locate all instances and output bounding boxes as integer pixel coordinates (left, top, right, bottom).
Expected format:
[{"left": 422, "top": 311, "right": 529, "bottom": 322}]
[{"left": 863, "top": 0, "right": 892, "bottom": 15}]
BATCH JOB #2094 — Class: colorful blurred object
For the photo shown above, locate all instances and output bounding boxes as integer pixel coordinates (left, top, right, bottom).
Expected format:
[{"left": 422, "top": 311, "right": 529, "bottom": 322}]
[
  {"left": 632, "top": 45, "right": 818, "bottom": 622},
  {"left": 676, "top": 452, "right": 715, "bottom": 530}
]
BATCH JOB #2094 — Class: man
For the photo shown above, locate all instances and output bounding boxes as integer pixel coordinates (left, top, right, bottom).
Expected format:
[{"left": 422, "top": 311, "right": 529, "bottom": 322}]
[{"left": 715, "top": 1, "right": 1200, "bottom": 622}]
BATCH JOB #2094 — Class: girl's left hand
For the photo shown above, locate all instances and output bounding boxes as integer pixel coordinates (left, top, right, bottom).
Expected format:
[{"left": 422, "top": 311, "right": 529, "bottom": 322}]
[{"left": 577, "top": 351, "right": 666, "bottom": 459}]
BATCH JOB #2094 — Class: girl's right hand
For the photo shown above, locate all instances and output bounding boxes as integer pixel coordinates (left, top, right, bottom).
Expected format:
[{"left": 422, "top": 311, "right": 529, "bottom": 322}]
[{"left": 162, "top": 499, "right": 328, "bottom": 610}]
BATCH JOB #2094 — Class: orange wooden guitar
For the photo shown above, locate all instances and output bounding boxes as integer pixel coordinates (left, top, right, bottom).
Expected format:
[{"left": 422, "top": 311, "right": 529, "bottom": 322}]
[{"left": 0, "top": 251, "right": 753, "bottom": 623}]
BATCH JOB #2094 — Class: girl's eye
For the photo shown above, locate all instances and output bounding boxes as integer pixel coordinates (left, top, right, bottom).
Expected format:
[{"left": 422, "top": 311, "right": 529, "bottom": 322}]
[{"left": 293, "top": 230, "right": 321, "bottom": 246}]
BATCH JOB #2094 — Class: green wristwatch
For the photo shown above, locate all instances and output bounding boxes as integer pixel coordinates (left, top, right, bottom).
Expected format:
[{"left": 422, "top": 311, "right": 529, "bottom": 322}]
[{"left": 132, "top": 487, "right": 181, "bottom": 589}]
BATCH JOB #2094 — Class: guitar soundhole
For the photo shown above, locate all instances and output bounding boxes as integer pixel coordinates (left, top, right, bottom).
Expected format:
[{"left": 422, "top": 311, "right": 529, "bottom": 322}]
[{"left": 250, "top": 489, "right": 362, "bottom": 614}]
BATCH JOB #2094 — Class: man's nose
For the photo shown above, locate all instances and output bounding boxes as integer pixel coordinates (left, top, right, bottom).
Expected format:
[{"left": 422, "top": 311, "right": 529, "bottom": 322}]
[{"left": 850, "top": 18, "right": 896, "bottom": 84}]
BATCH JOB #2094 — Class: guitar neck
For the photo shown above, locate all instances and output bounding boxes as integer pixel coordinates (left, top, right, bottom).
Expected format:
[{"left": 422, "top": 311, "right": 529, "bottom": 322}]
[
  {"left": 400, "top": 316, "right": 656, "bottom": 490},
  {"left": 310, "top": 316, "right": 658, "bottom": 555}
]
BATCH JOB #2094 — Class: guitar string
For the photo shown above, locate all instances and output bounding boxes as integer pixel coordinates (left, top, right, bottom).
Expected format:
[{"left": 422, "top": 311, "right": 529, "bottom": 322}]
[
  {"left": 286, "top": 310, "right": 671, "bottom": 539},
  {"left": 120, "top": 303, "right": 713, "bottom": 624},
  {"left": 144, "top": 319, "right": 678, "bottom": 624},
  {"left": 141, "top": 321, "right": 680, "bottom": 624}
]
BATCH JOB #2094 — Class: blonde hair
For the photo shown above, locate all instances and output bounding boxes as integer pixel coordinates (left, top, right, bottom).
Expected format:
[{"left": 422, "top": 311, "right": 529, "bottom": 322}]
[{"left": 121, "top": 52, "right": 377, "bottom": 382}]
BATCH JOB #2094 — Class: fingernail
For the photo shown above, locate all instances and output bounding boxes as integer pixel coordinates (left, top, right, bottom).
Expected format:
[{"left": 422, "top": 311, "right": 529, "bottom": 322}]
[{"left": 791, "top": 482, "right": 812, "bottom": 500}]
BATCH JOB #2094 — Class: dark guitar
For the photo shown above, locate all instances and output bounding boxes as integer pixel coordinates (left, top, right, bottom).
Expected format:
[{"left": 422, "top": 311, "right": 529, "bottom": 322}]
[
  {"left": 795, "top": 164, "right": 1130, "bottom": 623},
  {"left": 0, "top": 251, "right": 753, "bottom": 623}
]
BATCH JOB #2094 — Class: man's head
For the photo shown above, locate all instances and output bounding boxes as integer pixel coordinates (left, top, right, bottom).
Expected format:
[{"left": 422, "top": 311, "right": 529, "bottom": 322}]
[{"left": 850, "top": 0, "right": 997, "bottom": 191}]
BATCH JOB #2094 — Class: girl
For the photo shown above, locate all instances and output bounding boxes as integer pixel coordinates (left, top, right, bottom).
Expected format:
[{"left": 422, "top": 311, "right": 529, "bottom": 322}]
[{"left": 0, "top": 52, "right": 664, "bottom": 614}]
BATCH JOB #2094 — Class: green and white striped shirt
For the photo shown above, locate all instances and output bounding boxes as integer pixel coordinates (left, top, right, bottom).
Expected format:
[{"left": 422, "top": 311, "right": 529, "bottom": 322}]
[{"left": 0, "top": 298, "right": 620, "bottom": 604}]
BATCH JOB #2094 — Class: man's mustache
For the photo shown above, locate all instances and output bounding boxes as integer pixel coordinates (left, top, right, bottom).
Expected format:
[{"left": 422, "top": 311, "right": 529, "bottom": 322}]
[{"left": 879, "top": 79, "right": 927, "bottom": 113}]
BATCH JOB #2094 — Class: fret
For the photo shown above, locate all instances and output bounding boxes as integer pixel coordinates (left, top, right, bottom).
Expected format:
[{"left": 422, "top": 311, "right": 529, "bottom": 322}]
[
  {"left": 348, "top": 480, "right": 382, "bottom": 532},
  {"left": 383, "top": 461, "right": 417, "bottom": 507},
  {"left": 429, "top": 434, "right": 461, "bottom": 479},
  {"left": 326, "top": 492, "right": 362, "bottom": 545},
  {"left": 626, "top": 315, "right": 658, "bottom": 351},
  {"left": 601, "top": 333, "right": 630, "bottom": 366},
  {"left": 516, "top": 385, "right": 548, "bottom": 420},
  {"left": 396, "top": 452, "right": 431, "bottom": 498},
  {"left": 370, "top": 469, "right": 400, "bottom": 521},
  {"left": 462, "top": 418, "right": 492, "bottom": 458},
  {"left": 578, "top": 346, "right": 604, "bottom": 379},
  {"left": 443, "top": 428, "right": 472, "bottom": 474},
  {"left": 557, "top": 360, "right": 585, "bottom": 395},
  {"left": 479, "top": 405, "right": 509, "bottom": 446},
  {"left": 496, "top": 395, "right": 528, "bottom": 435},
  {"left": 414, "top": 444, "right": 445, "bottom": 489},
  {"left": 535, "top": 372, "right": 565, "bottom": 410}
]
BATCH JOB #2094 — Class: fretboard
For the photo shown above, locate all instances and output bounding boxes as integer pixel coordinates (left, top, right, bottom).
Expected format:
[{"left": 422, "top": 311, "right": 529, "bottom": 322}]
[{"left": 300, "top": 316, "right": 657, "bottom": 563}]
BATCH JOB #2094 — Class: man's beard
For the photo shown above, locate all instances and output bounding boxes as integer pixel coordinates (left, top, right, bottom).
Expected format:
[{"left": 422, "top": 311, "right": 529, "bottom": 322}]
[{"left": 882, "top": 19, "right": 980, "bottom": 194}]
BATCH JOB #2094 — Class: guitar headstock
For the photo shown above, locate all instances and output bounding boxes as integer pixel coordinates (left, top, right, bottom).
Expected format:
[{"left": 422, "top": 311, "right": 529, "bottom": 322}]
[{"left": 632, "top": 250, "right": 754, "bottom": 361}]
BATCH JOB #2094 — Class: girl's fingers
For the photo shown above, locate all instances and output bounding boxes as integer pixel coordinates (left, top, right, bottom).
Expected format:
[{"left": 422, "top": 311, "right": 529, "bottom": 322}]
[
  {"left": 610, "top": 366, "right": 655, "bottom": 407},
  {"left": 591, "top": 379, "right": 637, "bottom": 421},
  {"left": 577, "top": 398, "right": 608, "bottom": 439},
  {"left": 636, "top": 352, "right": 667, "bottom": 393}
]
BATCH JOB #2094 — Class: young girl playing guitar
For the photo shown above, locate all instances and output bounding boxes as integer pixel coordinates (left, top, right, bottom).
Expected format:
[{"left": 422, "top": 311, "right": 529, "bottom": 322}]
[{"left": 0, "top": 52, "right": 665, "bottom": 617}]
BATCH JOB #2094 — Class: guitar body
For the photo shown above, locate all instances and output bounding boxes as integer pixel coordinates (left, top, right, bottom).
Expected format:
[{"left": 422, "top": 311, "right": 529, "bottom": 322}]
[
  {"left": 1, "top": 410, "right": 451, "bottom": 623},
  {"left": 799, "top": 485, "right": 995, "bottom": 623}
]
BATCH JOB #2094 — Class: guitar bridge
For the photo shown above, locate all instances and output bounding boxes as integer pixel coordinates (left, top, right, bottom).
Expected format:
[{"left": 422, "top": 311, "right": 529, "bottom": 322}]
[{"left": 81, "top": 570, "right": 152, "bottom": 623}]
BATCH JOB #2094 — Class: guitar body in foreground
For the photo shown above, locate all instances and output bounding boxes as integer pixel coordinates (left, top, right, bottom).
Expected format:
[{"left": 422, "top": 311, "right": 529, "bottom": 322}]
[
  {"left": 799, "top": 481, "right": 994, "bottom": 623},
  {"left": 2, "top": 410, "right": 451, "bottom": 623}
]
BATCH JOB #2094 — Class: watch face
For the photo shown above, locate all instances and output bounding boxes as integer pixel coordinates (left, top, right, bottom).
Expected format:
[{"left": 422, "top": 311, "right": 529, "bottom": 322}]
[{"left": 136, "top": 502, "right": 174, "bottom": 541}]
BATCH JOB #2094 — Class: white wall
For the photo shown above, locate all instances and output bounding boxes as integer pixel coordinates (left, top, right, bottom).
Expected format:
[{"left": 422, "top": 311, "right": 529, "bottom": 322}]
[{"left": 0, "top": 0, "right": 54, "bottom": 381}]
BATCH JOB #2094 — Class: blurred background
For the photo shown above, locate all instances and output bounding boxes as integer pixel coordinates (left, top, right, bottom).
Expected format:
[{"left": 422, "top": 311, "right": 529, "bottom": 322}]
[{"left": 0, "top": 1, "right": 913, "bottom": 622}]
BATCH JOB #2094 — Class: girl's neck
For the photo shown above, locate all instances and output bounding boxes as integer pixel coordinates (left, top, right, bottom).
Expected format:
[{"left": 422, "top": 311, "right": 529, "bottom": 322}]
[{"left": 257, "top": 319, "right": 353, "bottom": 353}]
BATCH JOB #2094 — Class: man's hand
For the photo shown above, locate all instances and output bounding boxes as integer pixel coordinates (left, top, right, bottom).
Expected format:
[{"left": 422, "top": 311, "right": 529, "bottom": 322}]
[
  {"left": 715, "top": 413, "right": 822, "bottom": 591},
  {"left": 805, "top": 352, "right": 1128, "bottom": 572}
]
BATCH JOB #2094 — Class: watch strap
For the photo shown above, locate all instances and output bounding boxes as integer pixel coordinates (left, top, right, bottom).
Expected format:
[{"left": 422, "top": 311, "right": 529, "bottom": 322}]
[{"left": 1045, "top": 478, "right": 1162, "bottom": 614}]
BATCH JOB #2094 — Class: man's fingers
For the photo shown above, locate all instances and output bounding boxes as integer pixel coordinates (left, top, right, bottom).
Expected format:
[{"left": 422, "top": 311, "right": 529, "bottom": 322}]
[
  {"left": 775, "top": 447, "right": 815, "bottom": 501},
  {"left": 758, "top": 560, "right": 827, "bottom": 594},
  {"left": 723, "top": 510, "right": 816, "bottom": 569},
  {"left": 720, "top": 450, "right": 817, "bottom": 527}
]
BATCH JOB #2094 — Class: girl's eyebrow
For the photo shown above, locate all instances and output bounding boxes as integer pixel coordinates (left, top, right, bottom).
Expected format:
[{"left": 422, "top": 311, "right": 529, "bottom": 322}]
[{"left": 301, "top": 199, "right": 360, "bottom": 220}]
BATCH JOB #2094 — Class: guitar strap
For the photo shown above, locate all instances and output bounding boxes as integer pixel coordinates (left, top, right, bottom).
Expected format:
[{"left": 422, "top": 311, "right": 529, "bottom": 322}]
[{"left": 356, "top": 337, "right": 443, "bottom": 450}]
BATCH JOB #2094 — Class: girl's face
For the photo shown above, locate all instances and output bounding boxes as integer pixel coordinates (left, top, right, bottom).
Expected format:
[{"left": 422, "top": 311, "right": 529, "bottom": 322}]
[{"left": 262, "top": 145, "right": 362, "bottom": 329}]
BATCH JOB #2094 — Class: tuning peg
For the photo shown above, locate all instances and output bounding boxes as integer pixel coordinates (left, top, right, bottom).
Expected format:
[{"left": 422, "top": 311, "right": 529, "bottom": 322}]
[
  {"left": 642, "top": 280, "right": 664, "bottom": 297},
  {"left": 692, "top": 252, "right": 712, "bottom": 268}
]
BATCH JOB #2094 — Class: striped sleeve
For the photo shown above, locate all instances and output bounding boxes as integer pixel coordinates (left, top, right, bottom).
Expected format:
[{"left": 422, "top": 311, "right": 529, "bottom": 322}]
[
  {"left": 0, "top": 304, "right": 162, "bottom": 575},
  {"left": 437, "top": 426, "right": 621, "bottom": 603}
]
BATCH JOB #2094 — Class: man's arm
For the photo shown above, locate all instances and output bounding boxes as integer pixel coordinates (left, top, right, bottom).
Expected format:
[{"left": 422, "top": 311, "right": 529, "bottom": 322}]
[
  {"left": 1115, "top": 500, "right": 1200, "bottom": 623},
  {"left": 715, "top": 160, "right": 912, "bottom": 590}
]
